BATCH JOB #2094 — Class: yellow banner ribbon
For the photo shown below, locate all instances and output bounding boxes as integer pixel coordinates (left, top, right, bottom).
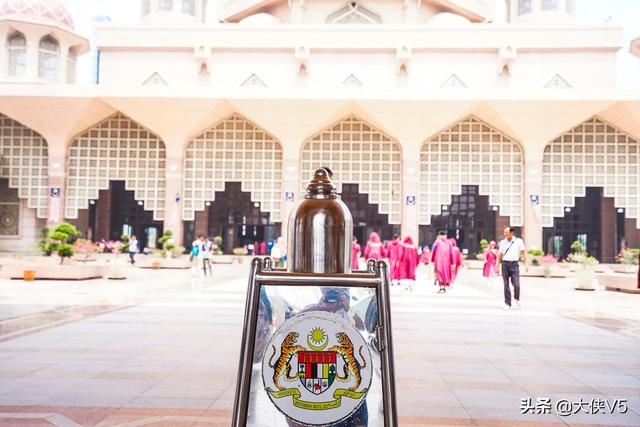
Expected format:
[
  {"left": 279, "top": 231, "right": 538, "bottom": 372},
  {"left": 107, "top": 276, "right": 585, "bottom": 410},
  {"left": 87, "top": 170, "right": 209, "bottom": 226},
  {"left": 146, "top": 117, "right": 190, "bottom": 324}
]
[{"left": 267, "top": 387, "right": 368, "bottom": 411}]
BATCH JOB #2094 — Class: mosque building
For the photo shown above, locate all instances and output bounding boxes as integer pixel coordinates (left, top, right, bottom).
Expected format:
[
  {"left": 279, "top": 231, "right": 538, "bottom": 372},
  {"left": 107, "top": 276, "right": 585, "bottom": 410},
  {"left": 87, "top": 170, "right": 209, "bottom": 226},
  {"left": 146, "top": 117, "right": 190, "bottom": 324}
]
[{"left": 1, "top": 0, "right": 639, "bottom": 261}]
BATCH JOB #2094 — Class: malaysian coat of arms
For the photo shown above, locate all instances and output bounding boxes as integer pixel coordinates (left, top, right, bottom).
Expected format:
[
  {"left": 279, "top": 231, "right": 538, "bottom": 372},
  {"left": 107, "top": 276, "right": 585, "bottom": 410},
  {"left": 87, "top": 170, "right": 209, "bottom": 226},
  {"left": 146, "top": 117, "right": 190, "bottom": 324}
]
[{"left": 262, "top": 311, "right": 373, "bottom": 425}]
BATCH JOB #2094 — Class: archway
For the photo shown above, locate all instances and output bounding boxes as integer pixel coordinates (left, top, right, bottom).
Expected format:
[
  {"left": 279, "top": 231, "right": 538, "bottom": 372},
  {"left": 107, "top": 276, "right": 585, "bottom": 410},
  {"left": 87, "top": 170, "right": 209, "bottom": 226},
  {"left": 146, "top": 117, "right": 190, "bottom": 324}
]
[
  {"left": 87, "top": 180, "right": 163, "bottom": 249},
  {"left": 419, "top": 185, "right": 512, "bottom": 254},
  {"left": 187, "top": 182, "right": 280, "bottom": 254},
  {"left": 542, "top": 187, "right": 636, "bottom": 262},
  {"left": 300, "top": 115, "right": 402, "bottom": 225},
  {"left": 340, "top": 183, "right": 399, "bottom": 244}
]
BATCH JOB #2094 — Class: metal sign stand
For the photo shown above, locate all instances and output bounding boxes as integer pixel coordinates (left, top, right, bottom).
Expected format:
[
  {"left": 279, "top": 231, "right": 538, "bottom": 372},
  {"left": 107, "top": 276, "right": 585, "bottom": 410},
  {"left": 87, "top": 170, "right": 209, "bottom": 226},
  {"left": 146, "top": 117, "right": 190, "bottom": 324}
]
[{"left": 232, "top": 168, "right": 398, "bottom": 426}]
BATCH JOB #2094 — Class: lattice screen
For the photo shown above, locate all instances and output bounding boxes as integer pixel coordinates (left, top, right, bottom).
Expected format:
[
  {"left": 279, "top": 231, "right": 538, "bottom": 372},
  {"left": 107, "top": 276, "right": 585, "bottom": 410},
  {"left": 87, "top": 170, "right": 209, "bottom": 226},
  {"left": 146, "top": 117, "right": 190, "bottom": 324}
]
[
  {"left": 419, "top": 116, "right": 524, "bottom": 226},
  {"left": 542, "top": 117, "right": 640, "bottom": 228},
  {"left": 183, "top": 114, "right": 283, "bottom": 222},
  {"left": 0, "top": 113, "right": 49, "bottom": 218},
  {"left": 65, "top": 113, "right": 166, "bottom": 220},
  {"left": 300, "top": 116, "right": 401, "bottom": 224}
]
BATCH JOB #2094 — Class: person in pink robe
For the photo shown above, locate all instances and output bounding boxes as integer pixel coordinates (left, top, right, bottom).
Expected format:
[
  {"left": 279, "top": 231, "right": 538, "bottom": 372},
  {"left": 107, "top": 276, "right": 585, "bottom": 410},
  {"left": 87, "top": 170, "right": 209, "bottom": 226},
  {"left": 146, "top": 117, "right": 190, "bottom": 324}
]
[
  {"left": 431, "top": 231, "right": 455, "bottom": 293},
  {"left": 398, "top": 236, "right": 419, "bottom": 291},
  {"left": 449, "top": 238, "right": 463, "bottom": 284},
  {"left": 386, "top": 234, "right": 402, "bottom": 286},
  {"left": 419, "top": 245, "right": 431, "bottom": 265},
  {"left": 364, "top": 232, "right": 386, "bottom": 260},
  {"left": 482, "top": 240, "right": 498, "bottom": 282},
  {"left": 351, "top": 237, "right": 361, "bottom": 271}
]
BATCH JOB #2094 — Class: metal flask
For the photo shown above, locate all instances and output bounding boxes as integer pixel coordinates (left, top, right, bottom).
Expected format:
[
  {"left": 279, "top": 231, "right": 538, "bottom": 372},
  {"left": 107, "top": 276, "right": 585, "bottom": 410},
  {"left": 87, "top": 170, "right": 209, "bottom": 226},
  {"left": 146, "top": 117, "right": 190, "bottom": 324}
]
[
  {"left": 232, "top": 168, "right": 398, "bottom": 427},
  {"left": 287, "top": 168, "right": 353, "bottom": 274}
]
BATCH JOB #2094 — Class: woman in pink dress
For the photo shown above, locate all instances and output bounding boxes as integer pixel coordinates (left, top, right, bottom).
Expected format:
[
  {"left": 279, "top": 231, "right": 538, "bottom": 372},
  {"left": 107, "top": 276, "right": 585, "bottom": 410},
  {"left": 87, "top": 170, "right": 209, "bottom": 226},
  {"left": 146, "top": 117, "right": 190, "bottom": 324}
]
[
  {"left": 386, "top": 234, "right": 402, "bottom": 286},
  {"left": 351, "top": 236, "right": 361, "bottom": 271},
  {"left": 398, "top": 236, "right": 419, "bottom": 291},
  {"left": 364, "top": 232, "right": 386, "bottom": 260},
  {"left": 449, "top": 238, "right": 463, "bottom": 284},
  {"left": 419, "top": 245, "right": 431, "bottom": 266},
  {"left": 431, "top": 231, "right": 455, "bottom": 293},
  {"left": 482, "top": 240, "right": 498, "bottom": 283}
]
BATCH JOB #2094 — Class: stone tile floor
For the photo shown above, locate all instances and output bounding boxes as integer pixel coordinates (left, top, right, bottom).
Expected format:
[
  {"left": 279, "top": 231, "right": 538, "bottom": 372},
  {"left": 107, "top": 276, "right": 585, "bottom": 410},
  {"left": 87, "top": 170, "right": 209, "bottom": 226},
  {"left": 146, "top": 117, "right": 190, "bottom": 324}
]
[{"left": 0, "top": 261, "right": 638, "bottom": 426}]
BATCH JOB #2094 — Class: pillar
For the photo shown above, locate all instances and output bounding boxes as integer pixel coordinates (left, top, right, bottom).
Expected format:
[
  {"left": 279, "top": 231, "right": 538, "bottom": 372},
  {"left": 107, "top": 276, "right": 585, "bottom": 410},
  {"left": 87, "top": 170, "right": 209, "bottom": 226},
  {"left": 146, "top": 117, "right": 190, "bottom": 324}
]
[
  {"left": 402, "top": 157, "right": 419, "bottom": 243},
  {"left": 281, "top": 148, "right": 301, "bottom": 245},
  {"left": 523, "top": 146, "right": 544, "bottom": 250},
  {"left": 163, "top": 156, "right": 184, "bottom": 245},
  {"left": 600, "top": 195, "right": 615, "bottom": 263},
  {"left": 47, "top": 142, "right": 66, "bottom": 226}
]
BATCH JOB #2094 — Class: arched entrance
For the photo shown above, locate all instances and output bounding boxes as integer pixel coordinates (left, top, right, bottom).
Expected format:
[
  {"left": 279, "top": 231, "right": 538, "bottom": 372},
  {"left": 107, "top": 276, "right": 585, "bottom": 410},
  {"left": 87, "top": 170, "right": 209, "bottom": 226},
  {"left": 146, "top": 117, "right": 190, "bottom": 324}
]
[
  {"left": 543, "top": 187, "right": 631, "bottom": 262},
  {"left": 189, "top": 182, "right": 280, "bottom": 254},
  {"left": 419, "top": 185, "right": 512, "bottom": 254},
  {"left": 87, "top": 180, "right": 163, "bottom": 249},
  {"left": 340, "top": 183, "right": 399, "bottom": 244}
]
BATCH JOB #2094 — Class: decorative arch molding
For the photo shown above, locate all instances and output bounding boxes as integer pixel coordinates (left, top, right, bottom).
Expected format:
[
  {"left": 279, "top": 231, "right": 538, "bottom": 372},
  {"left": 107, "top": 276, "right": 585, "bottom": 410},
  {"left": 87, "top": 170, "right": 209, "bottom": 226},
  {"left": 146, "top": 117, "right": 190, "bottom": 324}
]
[
  {"left": 542, "top": 116, "right": 640, "bottom": 228},
  {"left": 326, "top": 2, "right": 382, "bottom": 24},
  {"left": 0, "top": 113, "right": 49, "bottom": 218},
  {"left": 182, "top": 114, "right": 283, "bottom": 222},
  {"left": 65, "top": 113, "right": 166, "bottom": 220},
  {"left": 300, "top": 115, "right": 401, "bottom": 224},
  {"left": 419, "top": 116, "right": 524, "bottom": 226}
]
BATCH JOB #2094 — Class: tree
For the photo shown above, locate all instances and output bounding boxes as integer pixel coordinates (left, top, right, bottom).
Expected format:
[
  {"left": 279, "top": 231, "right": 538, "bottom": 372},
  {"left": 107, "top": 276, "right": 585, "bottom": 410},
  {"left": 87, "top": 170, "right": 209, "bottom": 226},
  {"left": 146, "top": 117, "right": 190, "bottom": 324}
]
[{"left": 49, "top": 222, "right": 80, "bottom": 264}]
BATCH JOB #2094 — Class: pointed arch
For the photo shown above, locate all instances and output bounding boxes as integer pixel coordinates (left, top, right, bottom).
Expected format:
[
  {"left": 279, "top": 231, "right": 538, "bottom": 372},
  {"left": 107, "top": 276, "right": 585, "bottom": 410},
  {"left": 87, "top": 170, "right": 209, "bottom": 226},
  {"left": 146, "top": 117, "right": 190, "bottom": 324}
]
[
  {"left": 342, "top": 74, "right": 363, "bottom": 88},
  {"left": 65, "top": 113, "right": 167, "bottom": 220},
  {"left": 544, "top": 74, "right": 572, "bottom": 88},
  {"left": 542, "top": 117, "right": 640, "bottom": 228},
  {"left": 300, "top": 115, "right": 402, "bottom": 224},
  {"left": 440, "top": 74, "right": 467, "bottom": 88},
  {"left": 182, "top": 114, "right": 283, "bottom": 222},
  {"left": 419, "top": 116, "right": 524, "bottom": 226},
  {"left": 0, "top": 113, "right": 49, "bottom": 218},
  {"left": 327, "top": 2, "right": 382, "bottom": 24},
  {"left": 241, "top": 73, "right": 267, "bottom": 87}
]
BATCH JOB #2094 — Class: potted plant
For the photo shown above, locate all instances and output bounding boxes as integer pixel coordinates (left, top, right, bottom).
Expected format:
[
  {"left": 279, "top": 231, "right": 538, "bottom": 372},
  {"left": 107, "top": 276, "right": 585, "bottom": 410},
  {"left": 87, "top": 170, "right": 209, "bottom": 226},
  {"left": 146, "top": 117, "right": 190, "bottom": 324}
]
[
  {"left": 476, "top": 239, "right": 489, "bottom": 260},
  {"left": 158, "top": 230, "right": 174, "bottom": 259},
  {"left": 527, "top": 248, "right": 544, "bottom": 266},
  {"left": 49, "top": 222, "right": 80, "bottom": 265},
  {"left": 615, "top": 248, "right": 640, "bottom": 273},
  {"left": 539, "top": 254, "right": 557, "bottom": 278},
  {"left": 567, "top": 241, "right": 598, "bottom": 290},
  {"left": 213, "top": 235, "right": 223, "bottom": 255}
]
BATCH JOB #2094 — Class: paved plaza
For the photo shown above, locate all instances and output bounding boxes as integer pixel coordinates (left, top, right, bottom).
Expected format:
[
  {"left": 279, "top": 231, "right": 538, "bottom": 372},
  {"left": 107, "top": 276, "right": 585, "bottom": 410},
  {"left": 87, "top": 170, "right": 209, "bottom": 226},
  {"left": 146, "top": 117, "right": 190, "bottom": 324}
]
[{"left": 0, "top": 261, "right": 638, "bottom": 426}]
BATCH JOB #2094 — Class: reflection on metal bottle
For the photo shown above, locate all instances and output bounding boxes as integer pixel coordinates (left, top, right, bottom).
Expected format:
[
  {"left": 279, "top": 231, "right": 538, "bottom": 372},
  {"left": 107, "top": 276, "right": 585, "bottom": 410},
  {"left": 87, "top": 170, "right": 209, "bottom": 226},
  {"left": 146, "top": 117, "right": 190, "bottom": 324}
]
[{"left": 287, "top": 168, "right": 353, "bottom": 274}]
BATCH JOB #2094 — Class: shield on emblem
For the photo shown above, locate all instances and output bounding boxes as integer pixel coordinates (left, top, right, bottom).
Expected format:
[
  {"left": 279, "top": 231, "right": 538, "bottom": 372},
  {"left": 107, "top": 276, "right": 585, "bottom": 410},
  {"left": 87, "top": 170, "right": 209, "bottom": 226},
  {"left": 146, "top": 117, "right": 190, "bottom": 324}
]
[{"left": 298, "top": 351, "right": 337, "bottom": 395}]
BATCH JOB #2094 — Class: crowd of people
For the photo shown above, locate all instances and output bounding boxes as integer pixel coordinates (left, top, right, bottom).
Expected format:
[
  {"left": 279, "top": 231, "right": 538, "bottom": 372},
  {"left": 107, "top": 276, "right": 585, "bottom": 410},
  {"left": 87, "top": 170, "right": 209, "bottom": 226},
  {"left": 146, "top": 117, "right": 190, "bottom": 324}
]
[{"left": 352, "top": 227, "right": 526, "bottom": 309}]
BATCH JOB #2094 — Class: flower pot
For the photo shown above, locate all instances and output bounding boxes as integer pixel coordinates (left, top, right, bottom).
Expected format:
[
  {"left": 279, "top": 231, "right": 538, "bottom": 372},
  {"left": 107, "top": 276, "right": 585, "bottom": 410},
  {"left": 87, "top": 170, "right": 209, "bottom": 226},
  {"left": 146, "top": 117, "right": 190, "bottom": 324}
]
[
  {"left": 576, "top": 268, "right": 594, "bottom": 290},
  {"left": 23, "top": 270, "right": 36, "bottom": 281},
  {"left": 152, "top": 261, "right": 162, "bottom": 270},
  {"left": 543, "top": 267, "right": 552, "bottom": 279}
]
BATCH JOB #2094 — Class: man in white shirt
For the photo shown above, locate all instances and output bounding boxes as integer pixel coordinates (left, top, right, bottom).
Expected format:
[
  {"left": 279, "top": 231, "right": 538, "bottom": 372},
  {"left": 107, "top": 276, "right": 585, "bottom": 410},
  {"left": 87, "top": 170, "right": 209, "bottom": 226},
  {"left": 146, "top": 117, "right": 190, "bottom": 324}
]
[{"left": 497, "top": 227, "right": 526, "bottom": 309}]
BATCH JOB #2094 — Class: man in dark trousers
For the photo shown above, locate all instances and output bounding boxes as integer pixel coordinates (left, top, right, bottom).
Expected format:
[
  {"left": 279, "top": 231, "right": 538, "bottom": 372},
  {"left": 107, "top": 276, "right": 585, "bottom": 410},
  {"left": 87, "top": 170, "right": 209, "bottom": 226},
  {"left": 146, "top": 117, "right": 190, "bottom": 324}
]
[{"left": 497, "top": 227, "right": 526, "bottom": 310}]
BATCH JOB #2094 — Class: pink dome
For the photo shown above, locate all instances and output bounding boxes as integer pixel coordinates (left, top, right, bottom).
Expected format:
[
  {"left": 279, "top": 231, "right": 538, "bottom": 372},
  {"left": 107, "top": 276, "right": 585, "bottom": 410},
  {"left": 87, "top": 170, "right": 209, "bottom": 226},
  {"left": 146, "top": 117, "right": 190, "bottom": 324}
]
[{"left": 0, "top": 0, "right": 74, "bottom": 30}]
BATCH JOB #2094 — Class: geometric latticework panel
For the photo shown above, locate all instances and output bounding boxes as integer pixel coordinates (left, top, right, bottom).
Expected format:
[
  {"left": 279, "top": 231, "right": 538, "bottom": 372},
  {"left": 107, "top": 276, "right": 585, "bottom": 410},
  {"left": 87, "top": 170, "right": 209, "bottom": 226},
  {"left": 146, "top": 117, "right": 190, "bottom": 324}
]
[
  {"left": 300, "top": 116, "right": 401, "bottom": 224},
  {"left": 182, "top": 114, "right": 283, "bottom": 222},
  {"left": 419, "top": 116, "right": 524, "bottom": 226},
  {"left": 542, "top": 117, "right": 640, "bottom": 228},
  {"left": 0, "top": 113, "right": 49, "bottom": 218},
  {"left": 65, "top": 113, "right": 166, "bottom": 220}
]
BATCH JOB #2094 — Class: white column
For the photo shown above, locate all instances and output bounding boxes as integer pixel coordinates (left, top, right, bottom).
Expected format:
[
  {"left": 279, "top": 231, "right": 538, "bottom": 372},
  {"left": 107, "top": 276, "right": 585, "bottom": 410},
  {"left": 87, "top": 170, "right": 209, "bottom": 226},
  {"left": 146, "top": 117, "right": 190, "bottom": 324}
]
[
  {"left": 523, "top": 146, "right": 544, "bottom": 250},
  {"left": 164, "top": 155, "right": 184, "bottom": 245},
  {"left": 281, "top": 146, "right": 301, "bottom": 244}
]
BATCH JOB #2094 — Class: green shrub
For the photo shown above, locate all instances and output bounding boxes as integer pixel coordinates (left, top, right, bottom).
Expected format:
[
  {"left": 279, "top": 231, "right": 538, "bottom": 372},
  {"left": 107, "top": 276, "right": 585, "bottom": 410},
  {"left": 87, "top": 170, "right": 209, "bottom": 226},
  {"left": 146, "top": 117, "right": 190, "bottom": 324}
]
[
  {"left": 57, "top": 243, "right": 74, "bottom": 263},
  {"left": 570, "top": 240, "right": 585, "bottom": 255},
  {"left": 479, "top": 239, "right": 489, "bottom": 252},
  {"left": 617, "top": 248, "right": 640, "bottom": 265},
  {"left": 48, "top": 223, "right": 79, "bottom": 264},
  {"left": 527, "top": 248, "right": 544, "bottom": 257}
]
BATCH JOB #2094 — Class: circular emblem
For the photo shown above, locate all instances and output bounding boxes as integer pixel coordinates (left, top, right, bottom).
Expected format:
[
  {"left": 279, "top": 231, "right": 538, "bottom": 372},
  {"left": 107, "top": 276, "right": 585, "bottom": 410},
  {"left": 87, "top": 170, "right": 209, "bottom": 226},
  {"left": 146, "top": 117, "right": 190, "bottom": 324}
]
[
  {"left": 262, "top": 311, "right": 372, "bottom": 426},
  {"left": 0, "top": 212, "right": 16, "bottom": 229}
]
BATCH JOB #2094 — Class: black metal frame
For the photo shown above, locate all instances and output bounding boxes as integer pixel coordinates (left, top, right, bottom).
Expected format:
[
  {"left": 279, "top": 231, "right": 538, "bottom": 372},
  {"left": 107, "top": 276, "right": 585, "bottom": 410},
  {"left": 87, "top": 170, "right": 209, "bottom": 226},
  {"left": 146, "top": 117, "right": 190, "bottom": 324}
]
[{"left": 232, "top": 257, "right": 398, "bottom": 426}]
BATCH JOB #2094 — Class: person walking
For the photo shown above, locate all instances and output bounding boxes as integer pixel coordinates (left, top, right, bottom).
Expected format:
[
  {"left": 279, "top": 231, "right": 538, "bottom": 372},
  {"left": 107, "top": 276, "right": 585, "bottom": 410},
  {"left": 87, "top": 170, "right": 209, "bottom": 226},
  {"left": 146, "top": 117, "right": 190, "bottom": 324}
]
[
  {"left": 191, "top": 235, "right": 202, "bottom": 276},
  {"left": 128, "top": 235, "right": 139, "bottom": 265},
  {"left": 398, "top": 236, "right": 418, "bottom": 291},
  {"left": 497, "top": 227, "right": 526, "bottom": 310},
  {"left": 482, "top": 240, "right": 498, "bottom": 284},
  {"left": 364, "top": 232, "right": 386, "bottom": 260},
  {"left": 351, "top": 236, "right": 361, "bottom": 271},
  {"left": 386, "top": 234, "right": 402, "bottom": 286},
  {"left": 431, "top": 231, "right": 455, "bottom": 293},
  {"left": 201, "top": 236, "right": 213, "bottom": 276},
  {"left": 448, "top": 238, "right": 463, "bottom": 285}
]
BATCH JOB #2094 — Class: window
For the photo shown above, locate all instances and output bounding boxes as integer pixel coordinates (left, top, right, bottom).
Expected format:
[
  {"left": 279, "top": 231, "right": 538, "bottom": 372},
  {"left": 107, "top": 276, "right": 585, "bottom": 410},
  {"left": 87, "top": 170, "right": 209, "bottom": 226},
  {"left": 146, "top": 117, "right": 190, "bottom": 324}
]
[
  {"left": 158, "top": 0, "right": 172, "bottom": 11},
  {"left": 38, "top": 36, "right": 59, "bottom": 82},
  {"left": 66, "top": 48, "right": 76, "bottom": 83},
  {"left": 7, "top": 32, "right": 26, "bottom": 77},
  {"left": 541, "top": 0, "right": 557, "bottom": 10},
  {"left": 182, "top": 0, "right": 195, "bottom": 15},
  {"left": 517, "top": 0, "right": 531, "bottom": 15}
]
